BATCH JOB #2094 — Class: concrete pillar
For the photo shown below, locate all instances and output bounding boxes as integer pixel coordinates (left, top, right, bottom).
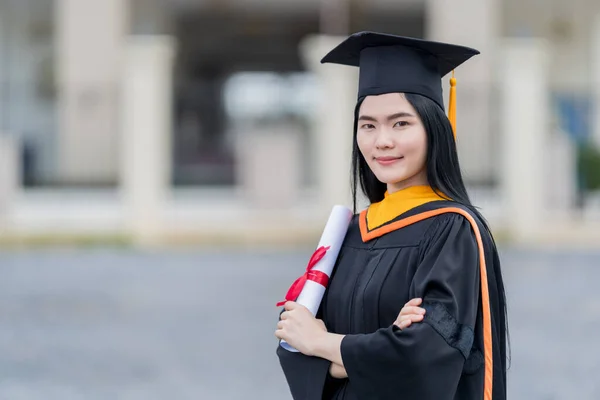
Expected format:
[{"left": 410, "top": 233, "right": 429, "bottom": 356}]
[
  {"left": 55, "top": 0, "right": 128, "bottom": 184},
  {"left": 120, "top": 36, "right": 175, "bottom": 245},
  {"left": 234, "top": 123, "right": 302, "bottom": 210},
  {"left": 592, "top": 14, "right": 600, "bottom": 147},
  {"left": 129, "top": 0, "right": 171, "bottom": 35},
  {"left": 300, "top": 35, "right": 358, "bottom": 211},
  {"left": 499, "top": 39, "right": 550, "bottom": 241},
  {"left": 426, "top": 0, "right": 499, "bottom": 184},
  {"left": 0, "top": 135, "right": 20, "bottom": 225},
  {"left": 544, "top": 130, "right": 577, "bottom": 213}
]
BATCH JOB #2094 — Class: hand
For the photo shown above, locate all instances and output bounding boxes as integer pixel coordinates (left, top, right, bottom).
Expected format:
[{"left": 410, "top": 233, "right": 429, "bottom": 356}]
[
  {"left": 275, "top": 302, "right": 327, "bottom": 356},
  {"left": 393, "top": 298, "right": 426, "bottom": 330},
  {"left": 329, "top": 363, "right": 348, "bottom": 379},
  {"left": 316, "top": 319, "right": 327, "bottom": 331}
]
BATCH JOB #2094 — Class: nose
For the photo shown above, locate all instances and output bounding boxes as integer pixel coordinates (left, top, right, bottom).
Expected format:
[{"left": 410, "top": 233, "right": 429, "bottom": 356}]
[{"left": 374, "top": 127, "right": 394, "bottom": 150}]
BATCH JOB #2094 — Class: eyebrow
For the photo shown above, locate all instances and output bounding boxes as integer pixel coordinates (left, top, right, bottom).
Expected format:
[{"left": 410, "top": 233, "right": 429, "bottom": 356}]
[{"left": 357, "top": 112, "right": 416, "bottom": 122}]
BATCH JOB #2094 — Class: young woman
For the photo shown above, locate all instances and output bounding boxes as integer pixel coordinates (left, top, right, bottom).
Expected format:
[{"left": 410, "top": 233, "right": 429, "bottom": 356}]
[{"left": 275, "top": 32, "right": 508, "bottom": 400}]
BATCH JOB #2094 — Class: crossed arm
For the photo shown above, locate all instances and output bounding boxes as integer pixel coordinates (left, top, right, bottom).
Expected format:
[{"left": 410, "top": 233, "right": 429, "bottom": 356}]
[{"left": 275, "top": 297, "right": 426, "bottom": 379}]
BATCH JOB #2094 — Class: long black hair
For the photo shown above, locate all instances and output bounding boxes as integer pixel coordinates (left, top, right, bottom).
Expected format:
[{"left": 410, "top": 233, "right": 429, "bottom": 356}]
[
  {"left": 352, "top": 92, "right": 476, "bottom": 217},
  {"left": 350, "top": 92, "right": 510, "bottom": 368}
]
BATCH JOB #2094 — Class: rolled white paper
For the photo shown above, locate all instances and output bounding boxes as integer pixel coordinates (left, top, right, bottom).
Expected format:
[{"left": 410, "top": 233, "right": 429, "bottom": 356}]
[{"left": 280, "top": 205, "right": 353, "bottom": 352}]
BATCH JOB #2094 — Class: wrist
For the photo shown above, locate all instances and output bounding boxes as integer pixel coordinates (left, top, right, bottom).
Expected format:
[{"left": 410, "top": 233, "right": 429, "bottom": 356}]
[
  {"left": 309, "top": 329, "right": 330, "bottom": 357},
  {"left": 313, "top": 332, "right": 345, "bottom": 364}
]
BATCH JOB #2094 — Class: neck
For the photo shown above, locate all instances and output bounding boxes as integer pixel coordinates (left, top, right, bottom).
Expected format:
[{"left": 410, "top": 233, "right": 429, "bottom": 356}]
[
  {"left": 366, "top": 181, "right": 446, "bottom": 230},
  {"left": 387, "top": 170, "right": 428, "bottom": 194}
]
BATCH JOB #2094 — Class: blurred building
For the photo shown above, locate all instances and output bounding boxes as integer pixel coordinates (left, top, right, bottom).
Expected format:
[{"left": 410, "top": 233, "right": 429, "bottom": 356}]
[{"left": 0, "top": 0, "right": 599, "bottom": 246}]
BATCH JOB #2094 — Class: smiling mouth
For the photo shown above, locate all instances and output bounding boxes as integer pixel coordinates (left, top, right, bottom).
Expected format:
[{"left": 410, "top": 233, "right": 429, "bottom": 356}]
[{"left": 375, "top": 156, "right": 403, "bottom": 165}]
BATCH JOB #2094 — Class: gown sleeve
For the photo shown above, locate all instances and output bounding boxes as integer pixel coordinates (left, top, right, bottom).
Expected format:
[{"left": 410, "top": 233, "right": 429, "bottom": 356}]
[
  {"left": 276, "top": 309, "right": 332, "bottom": 400},
  {"left": 340, "top": 213, "right": 482, "bottom": 400}
]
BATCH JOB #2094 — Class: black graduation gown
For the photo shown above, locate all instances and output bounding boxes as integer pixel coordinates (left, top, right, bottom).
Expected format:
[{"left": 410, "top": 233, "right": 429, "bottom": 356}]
[{"left": 277, "top": 200, "right": 507, "bottom": 400}]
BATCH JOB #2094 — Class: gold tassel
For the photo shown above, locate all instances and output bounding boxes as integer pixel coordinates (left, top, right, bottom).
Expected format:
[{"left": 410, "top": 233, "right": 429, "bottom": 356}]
[{"left": 448, "top": 70, "right": 457, "bottom": 139}]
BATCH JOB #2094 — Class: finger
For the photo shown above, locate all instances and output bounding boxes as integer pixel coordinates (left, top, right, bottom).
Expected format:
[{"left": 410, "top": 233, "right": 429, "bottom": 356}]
[
  {"left": 400, "top": 306, "right": 426, "bottom": 316},
  {"left": 280, "top": 312, "right": 288, "bottom": 320},
  {"left": 395, "top": 313, "right": 424, "bottom": 326},
  {"left": 399, "top": 306, "right": 417, "bottom": 316},
  {"left": 404, "top": 306, "right": 425, "bottom": 315},
  {"left": 275, "top": 329, "right": 285, "bottom": 340},
  {"left": 394, "top": 319, "right": 412, "bottom": 330},
  {"left": 409, "top": 314, "right": 424, "bottom": 322},
  {"left": 284, "top": 301, "right": 298, "bottom": 311},
  {"left": 277, "top": 321, "right": 285, "bottom": 329},
  {"left": 404, "top": 298, "right": 422, "bottom": 307}
]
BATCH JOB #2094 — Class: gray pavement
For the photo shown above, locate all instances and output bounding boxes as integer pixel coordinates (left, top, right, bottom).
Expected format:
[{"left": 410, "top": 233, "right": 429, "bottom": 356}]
[{"left": 0, "top": 247, "right": 598, "bottom": 399}]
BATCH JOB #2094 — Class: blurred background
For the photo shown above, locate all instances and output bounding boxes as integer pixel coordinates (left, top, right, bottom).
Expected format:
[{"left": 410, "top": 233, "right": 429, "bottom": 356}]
[{"left": 0, "top": 0, "right": 599, "bottom": 398}]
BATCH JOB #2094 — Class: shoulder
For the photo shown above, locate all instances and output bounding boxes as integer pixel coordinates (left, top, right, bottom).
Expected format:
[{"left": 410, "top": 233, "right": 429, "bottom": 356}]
[
  {"left": 353, "top": 200, "right": 495, "bottom": 250},
  {"left": 416, "top": 201, "right": 491, "bottom": 243},
  {"left": 415, "top": 201, "right": 489, "bottom": 235},
  {"left": 418, "top": 201, "right": 496, "bottom": 258}
]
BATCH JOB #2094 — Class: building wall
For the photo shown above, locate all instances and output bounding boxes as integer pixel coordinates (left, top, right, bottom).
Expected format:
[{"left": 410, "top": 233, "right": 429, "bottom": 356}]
[
  {"left": 4, "top": 0, "right": 598, "bottom": 188},
  {"left": 426, "top": 0, "right": 499, "bottom": 185},
  {"left": 55, "top": 0, "right": 128, "bottom": 185},
  {"left": 502, "top": 0, "right": 600, "bottom": 147},
  {"left": 502, "top": 0, "right": 600, "bottom": 92},
  {"left": 0, "top": 0, "right": 56, "bottom": 186}
]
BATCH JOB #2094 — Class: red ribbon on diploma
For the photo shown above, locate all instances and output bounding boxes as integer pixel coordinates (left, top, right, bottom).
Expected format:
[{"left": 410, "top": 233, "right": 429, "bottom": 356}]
[{"left": 276, "top": 246, "right": 331, "bottom": 307}]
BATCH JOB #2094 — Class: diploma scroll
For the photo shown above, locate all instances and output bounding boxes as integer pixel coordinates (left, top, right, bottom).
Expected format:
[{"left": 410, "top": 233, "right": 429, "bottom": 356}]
[{"left": 279, "top": 205, "right": 353, "bottom": 352}]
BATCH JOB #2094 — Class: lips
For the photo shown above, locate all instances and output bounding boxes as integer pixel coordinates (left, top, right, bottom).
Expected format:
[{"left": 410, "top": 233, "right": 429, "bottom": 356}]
[{"left": 375, "top": 156, "right": 403, "bottom": 165}]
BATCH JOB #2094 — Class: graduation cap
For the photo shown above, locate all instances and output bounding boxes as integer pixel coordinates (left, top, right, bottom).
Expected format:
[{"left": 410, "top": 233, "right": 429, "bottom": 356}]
[{"left": 320, "top": 31, "right": 480, "bottom": 136}]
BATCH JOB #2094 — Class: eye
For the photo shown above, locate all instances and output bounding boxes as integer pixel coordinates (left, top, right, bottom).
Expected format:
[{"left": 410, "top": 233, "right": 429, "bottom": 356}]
[
  {"left": 394, "top": 121, "right": 410, "bottom": 128},
  {"left": 361, "top": 124, "right": 376, "bottom": 130}
]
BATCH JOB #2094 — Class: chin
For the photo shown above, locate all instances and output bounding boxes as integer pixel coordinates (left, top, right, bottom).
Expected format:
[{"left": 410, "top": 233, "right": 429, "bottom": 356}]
[{"left": 375, "top": 173, "right": 409, "bottom": 185}]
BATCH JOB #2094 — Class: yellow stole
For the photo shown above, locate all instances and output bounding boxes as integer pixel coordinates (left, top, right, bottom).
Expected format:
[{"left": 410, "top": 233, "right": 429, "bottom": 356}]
[{"left": 366, "top": 185, "right": 447, "bottom": 230}]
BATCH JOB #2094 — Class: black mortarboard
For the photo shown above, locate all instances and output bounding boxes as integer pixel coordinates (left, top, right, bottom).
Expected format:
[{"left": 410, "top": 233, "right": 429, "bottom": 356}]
[{"left": 320, "top": 31, "right": 480, "bottom": 135}]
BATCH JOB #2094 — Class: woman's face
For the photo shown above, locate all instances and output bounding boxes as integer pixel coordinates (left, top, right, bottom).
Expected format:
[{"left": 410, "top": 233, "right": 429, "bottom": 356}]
[{"left": 356, "top": 93, "right": 428, "bottom": 193}]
